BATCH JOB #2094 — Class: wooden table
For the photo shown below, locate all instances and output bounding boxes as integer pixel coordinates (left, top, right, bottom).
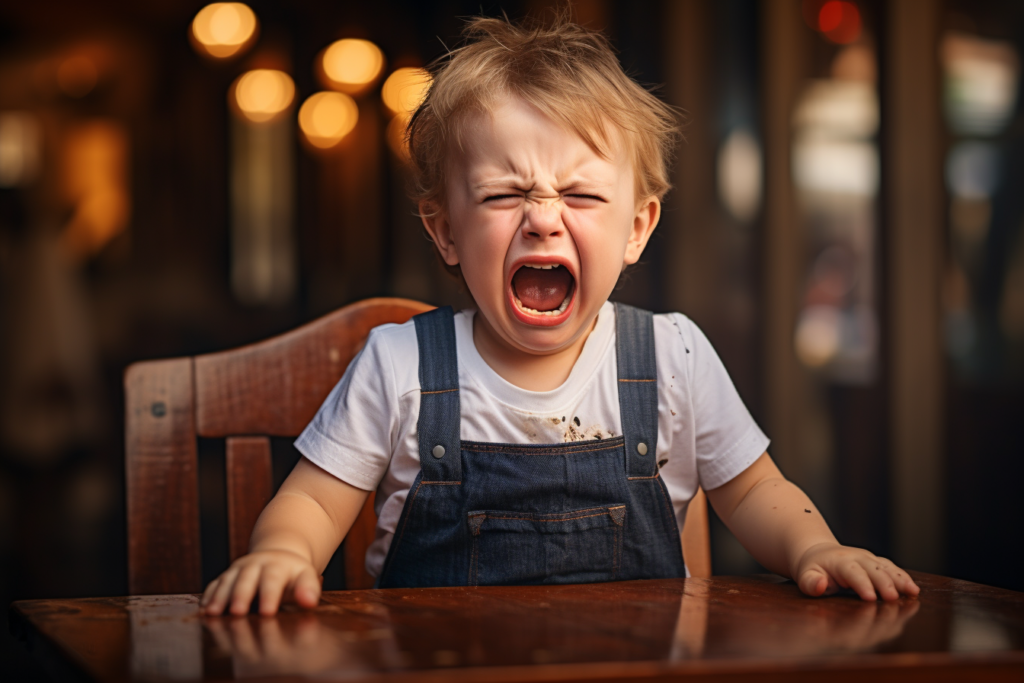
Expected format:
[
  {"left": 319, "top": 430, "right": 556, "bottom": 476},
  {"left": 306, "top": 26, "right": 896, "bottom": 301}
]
[{"left": 10, "top": 572, "right": 1024, "bottom": 682}]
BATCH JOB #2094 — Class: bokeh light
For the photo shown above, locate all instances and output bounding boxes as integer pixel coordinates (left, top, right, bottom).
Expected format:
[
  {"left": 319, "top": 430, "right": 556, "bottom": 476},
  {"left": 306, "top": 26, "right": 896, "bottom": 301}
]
[
  {"left": 319, "top": 39, "right": 384, "bottom": 95},
  {"left": 381, "top": 67, "right": 431, "bottom": 118},
  {"left": 942, "top": 33, "right": 1020, "bottom": 136},
  {"left": 298, "top": 92, "right": 359, "bottom": 149},
  {"left": 818, "top": 1, "right": 843, "bottom": 32},
  {"left": 802, "top": 0, "right": 862, "bottom": 45},
  {"left": 717, "top": 128, "right": 763, "bottom": 223},
  {"left": 0, "top": 112, "right": 41, "bottom": 187},
  {"left": 817, "top": 1, "right": 861, "bottom": 45},
  {"left": 191, "top": 3, "right": 258, "bottom": 59},
  {"left": 232, "top": 69, "right": 295, "bottom": 123}
]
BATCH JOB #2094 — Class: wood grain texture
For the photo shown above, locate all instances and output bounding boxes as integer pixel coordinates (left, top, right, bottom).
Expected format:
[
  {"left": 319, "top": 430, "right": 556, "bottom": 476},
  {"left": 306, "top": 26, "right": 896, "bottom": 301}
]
[
  {"left": 194, "top": 298, "right": 432, "bottom": 438},
  {"left": 226, "top": 436, "right": 273, "bottom": 562},
  {"left": 11, "top": 573, "right": 1024, "bottom": 683},
  {"left": 124, "top": 357, "right": 202, "bottom": 596}
]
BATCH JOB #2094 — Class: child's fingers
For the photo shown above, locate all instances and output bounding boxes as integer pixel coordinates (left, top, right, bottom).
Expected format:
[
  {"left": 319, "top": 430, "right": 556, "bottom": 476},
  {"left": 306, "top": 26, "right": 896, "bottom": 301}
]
[
  {"left": 875, "top": 557, "right": 921, "bottom": 597},
  {"left": 895, "top": 570, "right": 920, "bottom": 596},
  {"left": 889, "top": 567, "right": 920, "bottom": 596},
  {"left": 201, "top": 577, "right": 220, "bottom": 608},
  {"left": 865, "top": 563, "right": 899, "bottom": 601},
  {"left": 291, "top": 567, "right": 322, "bottom": 609},
  {"left": 257, "top": 566, "right": 291, "bottom": 616},
  {"left": 798, "top": 568, "right": 829, "bottom": 597},
  {"left": 836, "top": 562, "right": 877, "bottom": 601},
  {"left": 228, "top": 564, "right": 263, "bottom": 616},
  {"left": 205, "top": 567, "right": 241, "bottom": 615}
]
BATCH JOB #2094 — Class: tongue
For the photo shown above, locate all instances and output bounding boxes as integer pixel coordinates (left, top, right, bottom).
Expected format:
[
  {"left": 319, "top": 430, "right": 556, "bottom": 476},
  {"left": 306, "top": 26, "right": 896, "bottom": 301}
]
[{"left": 512, "top": 266, "right": 573, "bottom": 311}]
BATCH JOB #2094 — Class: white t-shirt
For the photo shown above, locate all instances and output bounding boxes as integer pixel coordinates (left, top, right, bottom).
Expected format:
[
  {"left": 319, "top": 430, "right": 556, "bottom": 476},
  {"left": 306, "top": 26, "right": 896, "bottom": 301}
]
[{"left": 295, "top": 301, "right": 769, "bottom": 577}]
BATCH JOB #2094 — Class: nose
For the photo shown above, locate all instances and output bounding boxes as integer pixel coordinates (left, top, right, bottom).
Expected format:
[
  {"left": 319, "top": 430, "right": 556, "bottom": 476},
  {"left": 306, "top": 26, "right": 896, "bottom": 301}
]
[{"left": 520, "top": 197, "right": 564, "bottom": 240}]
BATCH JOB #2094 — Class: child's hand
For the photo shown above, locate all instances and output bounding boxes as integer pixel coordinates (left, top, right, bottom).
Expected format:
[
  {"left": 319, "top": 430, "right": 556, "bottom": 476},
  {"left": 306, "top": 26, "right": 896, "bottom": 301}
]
[
  {"left": 794, "top": 542, "right": 920, "bottom": 601},
  {"left": 201, "top": 549, "right": 322, "bottom": 616}
]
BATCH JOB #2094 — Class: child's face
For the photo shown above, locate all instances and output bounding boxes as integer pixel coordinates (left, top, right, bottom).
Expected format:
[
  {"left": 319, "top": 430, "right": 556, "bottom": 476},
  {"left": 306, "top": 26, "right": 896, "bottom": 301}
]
[{"left": 423, "top": 97, "right": 660, "bottom": 357}]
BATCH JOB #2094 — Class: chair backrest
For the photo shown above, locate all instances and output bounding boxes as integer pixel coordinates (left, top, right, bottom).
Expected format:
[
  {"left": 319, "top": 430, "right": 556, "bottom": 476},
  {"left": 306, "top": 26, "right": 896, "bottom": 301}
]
[{"left": 125, "top": 297, "right": 710, "bottom": 596}]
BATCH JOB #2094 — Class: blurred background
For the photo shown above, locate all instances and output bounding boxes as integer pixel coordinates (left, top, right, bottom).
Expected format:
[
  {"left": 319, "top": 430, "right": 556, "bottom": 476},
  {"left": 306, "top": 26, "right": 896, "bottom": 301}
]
[{"left": 1, "top": 0, "right": 1022, "bottom": 676}]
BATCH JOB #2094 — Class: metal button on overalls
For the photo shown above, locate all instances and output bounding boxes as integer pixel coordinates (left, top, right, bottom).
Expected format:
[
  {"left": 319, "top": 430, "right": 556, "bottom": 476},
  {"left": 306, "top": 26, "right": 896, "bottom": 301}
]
[{"left": 377, "top": 303, "right": 685, "bottom": 588}]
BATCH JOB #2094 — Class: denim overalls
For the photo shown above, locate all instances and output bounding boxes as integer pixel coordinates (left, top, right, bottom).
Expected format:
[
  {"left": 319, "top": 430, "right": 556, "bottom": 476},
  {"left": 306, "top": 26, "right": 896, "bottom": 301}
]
[{"left": 377, "top": 303, "right": 685, "bottom": 588}]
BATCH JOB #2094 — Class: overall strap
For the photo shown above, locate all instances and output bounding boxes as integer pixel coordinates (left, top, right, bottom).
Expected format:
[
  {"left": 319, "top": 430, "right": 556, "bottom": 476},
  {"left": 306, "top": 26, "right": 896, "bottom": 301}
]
[
  {"left": 413, "top": 307, "right": 462, "bottom": 482},
  {"left": 614, "top": 302, "right": 659, "bottom": 479}
]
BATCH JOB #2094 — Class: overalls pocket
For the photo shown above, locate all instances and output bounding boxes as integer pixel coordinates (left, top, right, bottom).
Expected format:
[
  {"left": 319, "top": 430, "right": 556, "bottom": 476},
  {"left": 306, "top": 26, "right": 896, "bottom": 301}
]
[{"left": 466, "top": 504, "right": 626, "bottom": 586}]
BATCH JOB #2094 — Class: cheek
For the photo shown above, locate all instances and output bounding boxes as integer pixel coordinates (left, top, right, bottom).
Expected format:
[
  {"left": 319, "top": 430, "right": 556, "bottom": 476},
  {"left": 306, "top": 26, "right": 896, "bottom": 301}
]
[
  {"left": 453, "top": 209, "right": 520, "bottom": 286},
  {"left": 572, "top": 211, "right": 633, "bottom": 282}
]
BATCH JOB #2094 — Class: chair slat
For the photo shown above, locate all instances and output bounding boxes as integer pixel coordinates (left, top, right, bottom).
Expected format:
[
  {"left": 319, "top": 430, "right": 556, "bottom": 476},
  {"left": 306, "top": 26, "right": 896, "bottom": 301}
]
[
  {"left": 194, "top": 298, "right": 432, "bottom": 438},
  {"left": 125, "top": 358, "right": 202, "bottom": 595},
  {"left": 226, "top": 436, "right": 274, "bottom": 562},
  {"left": 344, "top": 493, "right": 378, "bottom": 589},
  {"left": 682, "top": 487, "right": 711, "bottom": 579}
]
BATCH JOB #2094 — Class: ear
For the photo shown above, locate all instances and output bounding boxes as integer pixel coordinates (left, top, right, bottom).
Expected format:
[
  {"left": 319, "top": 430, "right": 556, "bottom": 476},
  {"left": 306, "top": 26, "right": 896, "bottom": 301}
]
[
  {"left": 623, "top": 195, "right": 661, "bottom": 266},
  {"left": 420, "top": 201, "right": 460, "bottom": 266}
]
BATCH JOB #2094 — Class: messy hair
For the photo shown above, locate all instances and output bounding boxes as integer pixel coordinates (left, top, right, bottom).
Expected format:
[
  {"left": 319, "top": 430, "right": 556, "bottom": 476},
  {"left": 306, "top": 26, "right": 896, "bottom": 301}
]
[{"left": 406, "top": 12, "right": 680, "bottom": 285}]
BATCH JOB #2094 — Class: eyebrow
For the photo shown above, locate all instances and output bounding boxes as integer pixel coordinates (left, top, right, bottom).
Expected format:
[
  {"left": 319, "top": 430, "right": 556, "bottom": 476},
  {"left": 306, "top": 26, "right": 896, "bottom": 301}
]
[{"left": 471, "top": 175, "right": 613, "bottom": 191}]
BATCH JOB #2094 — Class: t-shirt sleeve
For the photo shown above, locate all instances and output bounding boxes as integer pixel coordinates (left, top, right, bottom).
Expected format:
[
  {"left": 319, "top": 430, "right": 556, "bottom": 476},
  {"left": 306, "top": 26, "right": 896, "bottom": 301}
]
[
  {"left": 674, "top": 314, "right": 770, "bottom": 491},
  {"left": 294, "top": 326, "right": 401, "bottom": 491}
]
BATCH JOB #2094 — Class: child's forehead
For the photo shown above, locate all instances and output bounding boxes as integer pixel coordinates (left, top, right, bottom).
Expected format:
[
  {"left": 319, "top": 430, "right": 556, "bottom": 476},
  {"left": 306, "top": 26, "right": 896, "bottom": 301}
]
[{"left": 451, "top": 97, "right": 631, "bottom": 174}]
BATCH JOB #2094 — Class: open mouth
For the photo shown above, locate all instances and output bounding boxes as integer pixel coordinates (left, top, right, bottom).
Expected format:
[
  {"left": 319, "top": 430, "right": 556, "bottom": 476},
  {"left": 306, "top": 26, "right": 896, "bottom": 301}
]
[{"left": 509, "top": 261, "right": 576, "bottom": 326}]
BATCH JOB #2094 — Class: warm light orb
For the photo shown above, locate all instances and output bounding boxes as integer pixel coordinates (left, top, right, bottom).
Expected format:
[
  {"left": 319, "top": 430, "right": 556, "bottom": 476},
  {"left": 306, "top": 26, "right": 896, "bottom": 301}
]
[
  {"left": 299, "top": 92, "right": 359, "bottom": 148},
  {"left": 320, "top": 39, "right": 384, "bottom": 94},
  {"left": 192, "top": 3, "right": 258, "bottom": 59},
  {"left": 381, "top": 67, "right": 431, "bottom": 118},
  {"left": 232, "top": 70, "right": 295, "bottom": 123}
]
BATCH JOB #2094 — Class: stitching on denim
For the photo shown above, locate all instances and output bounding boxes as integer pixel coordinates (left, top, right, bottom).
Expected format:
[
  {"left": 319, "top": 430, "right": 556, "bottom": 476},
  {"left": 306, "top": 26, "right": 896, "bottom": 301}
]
[
  {"left": 481, "top": 511, "right": 611, "bottom": 523},
  {"left": 618, "top": 378, "right": 656, "bottom": 382},
  {"left": 469, "top": 506, "right": 611, "bottom": 519},
  {"left": 421, "top": 481, "right": 461, "bottom": 485},
  {"left": 627, "top": 472, "right": 661, "bottom": 480},
  {"left": 421, "top": 388, "right": 457, "bottom": 395},
  {"left": 461, "top": 438, "right": 625, "bottom": 455}
]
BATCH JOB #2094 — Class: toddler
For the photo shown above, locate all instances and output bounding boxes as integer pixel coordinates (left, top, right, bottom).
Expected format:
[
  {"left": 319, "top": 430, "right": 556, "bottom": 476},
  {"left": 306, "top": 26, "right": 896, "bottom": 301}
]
[{"left": 202, "top": 15, "right": 918, "bottom": 615}]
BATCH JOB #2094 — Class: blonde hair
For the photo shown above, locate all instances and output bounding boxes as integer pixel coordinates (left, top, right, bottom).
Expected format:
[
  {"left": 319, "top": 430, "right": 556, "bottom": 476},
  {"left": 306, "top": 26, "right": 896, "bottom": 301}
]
[{"left": 407, "top": 12, "right": 680, "bottom": 283}]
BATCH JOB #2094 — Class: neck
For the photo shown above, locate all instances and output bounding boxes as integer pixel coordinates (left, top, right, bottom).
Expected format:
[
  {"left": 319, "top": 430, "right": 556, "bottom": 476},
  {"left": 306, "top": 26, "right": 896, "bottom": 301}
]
[{"left": 472, "top": 312, "right": 597, "bottom": 392}]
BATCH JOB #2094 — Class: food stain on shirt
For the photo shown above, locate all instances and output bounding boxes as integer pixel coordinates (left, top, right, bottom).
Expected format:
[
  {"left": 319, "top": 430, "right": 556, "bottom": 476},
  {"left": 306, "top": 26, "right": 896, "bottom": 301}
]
[
  {"left": 518, "top": 413, "right": 614, "bottom": 443},
  {"left": 562, "top": 419, "right": 614, "bottom": 443}
]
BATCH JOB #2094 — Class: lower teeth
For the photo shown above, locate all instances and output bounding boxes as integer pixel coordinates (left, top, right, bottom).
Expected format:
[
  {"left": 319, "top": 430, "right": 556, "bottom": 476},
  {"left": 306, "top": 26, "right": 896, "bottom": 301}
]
[{"left": 514, "top": 291, "right": 572, "bottom": 316}]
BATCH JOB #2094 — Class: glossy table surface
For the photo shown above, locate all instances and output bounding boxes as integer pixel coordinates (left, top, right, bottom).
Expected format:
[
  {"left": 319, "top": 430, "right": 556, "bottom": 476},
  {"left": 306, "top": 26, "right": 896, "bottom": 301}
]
[{"left": 10, "top": 572, "right": 1024, "bottom": 682}]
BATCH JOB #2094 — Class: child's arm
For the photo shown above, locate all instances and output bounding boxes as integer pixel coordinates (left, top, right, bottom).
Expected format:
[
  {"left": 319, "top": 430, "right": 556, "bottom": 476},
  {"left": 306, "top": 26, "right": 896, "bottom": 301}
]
[
  {"left": 705, "top": 452, "right": 920, "bottom": 601},
  {"left": 200, "top": 458, "right": 370, "bottom": 616}
]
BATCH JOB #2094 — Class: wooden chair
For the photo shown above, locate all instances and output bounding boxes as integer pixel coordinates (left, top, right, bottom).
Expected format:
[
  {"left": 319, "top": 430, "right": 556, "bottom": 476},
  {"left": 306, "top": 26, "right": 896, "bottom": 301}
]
[{"left": 125, "top": 297, "right": 711, "bottom": 596}]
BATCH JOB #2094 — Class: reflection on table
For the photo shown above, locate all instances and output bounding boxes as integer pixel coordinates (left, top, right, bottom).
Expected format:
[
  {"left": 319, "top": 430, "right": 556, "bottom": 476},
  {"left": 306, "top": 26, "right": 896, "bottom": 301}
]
[{"left": 11, "top": 572, "right": 1024, "bottom": 682}]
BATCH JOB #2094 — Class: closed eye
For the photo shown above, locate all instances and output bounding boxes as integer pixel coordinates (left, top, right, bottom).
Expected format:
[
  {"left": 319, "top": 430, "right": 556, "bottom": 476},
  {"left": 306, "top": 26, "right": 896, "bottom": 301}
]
[
  {"left": 483, "top": 194, "right": 523, "bottom": 202},
  {"left": 565, "top": 194, "right": 606, "bottom": 203}
]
